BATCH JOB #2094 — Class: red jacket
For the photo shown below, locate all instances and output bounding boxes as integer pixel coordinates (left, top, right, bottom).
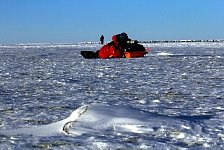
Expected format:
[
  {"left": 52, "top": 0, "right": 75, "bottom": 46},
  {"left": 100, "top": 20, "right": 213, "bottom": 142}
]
[{"left": 98, "top": 35, "right": 124, "bottom": 59}]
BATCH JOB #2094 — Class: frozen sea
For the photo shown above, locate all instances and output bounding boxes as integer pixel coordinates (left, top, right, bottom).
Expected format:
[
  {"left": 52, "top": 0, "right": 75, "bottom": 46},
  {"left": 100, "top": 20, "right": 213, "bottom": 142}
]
[{"left": 0, "top": 42, "right": 224, "bottom": 149}]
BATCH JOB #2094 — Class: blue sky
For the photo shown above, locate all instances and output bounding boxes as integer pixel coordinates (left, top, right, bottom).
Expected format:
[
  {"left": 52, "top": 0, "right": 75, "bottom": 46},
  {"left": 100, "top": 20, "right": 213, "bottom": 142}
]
[{"left": 0, "top": 0, "right": 223, "bottom": 44}]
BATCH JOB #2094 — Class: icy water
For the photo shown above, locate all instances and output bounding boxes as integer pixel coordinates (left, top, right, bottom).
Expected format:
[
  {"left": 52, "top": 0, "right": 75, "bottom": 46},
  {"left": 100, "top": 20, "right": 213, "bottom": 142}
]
[{"left": 0, "top": 42, "right": 224, "bottom": 149}]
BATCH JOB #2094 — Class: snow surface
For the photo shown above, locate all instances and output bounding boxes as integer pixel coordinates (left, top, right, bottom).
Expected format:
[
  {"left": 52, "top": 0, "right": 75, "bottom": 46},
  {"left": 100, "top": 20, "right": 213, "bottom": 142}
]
[{"left": 0, "top": 42, "right": 224, "bottom": 149}]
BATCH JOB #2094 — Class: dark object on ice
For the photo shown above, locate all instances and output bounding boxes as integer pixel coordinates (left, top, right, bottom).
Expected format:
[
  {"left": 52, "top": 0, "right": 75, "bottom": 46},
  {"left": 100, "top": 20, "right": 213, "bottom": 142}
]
[
  {"left": 100, "top": 35, "right": 104, "bottom": 45},
  {"left": 80, "top": 51, "right": 99, "bottom": 59}
]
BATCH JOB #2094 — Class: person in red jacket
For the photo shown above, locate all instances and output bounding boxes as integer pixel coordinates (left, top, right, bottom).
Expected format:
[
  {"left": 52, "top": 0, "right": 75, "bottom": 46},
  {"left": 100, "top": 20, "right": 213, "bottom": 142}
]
[{"left": 98, "top": 34, "right": 127, "bottom": 59}]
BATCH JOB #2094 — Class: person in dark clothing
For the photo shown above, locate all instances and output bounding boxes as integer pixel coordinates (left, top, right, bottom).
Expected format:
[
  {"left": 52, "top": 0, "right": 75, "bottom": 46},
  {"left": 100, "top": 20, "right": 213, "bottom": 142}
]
[{"left": 100, "top": 35, "right": 104, "bottom": 45}]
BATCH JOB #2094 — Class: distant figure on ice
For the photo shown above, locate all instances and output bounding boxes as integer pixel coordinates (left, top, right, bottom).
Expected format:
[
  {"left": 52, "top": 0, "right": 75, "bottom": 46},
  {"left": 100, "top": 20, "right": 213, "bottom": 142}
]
[{"left": 100, "top": 35, "right": 104, "bottom": 45}]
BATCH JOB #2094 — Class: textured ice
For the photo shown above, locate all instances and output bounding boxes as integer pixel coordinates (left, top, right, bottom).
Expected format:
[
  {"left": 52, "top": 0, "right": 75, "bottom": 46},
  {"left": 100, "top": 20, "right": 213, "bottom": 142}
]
[{"left": 0, "top": 42, "right": 224, "bottom": 149}]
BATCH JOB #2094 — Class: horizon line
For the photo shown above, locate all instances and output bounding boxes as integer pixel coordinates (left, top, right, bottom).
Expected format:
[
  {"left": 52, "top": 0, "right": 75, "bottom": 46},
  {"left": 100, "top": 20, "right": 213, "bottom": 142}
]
[{"left": 1, "top": 39, "right": 224, "bottom": 46}]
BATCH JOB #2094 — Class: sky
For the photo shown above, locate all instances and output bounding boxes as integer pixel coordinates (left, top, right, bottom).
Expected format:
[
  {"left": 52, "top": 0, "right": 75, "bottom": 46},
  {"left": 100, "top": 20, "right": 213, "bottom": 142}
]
[{"left": 0, "top": 0, "right": 223, "bottom": 44}]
